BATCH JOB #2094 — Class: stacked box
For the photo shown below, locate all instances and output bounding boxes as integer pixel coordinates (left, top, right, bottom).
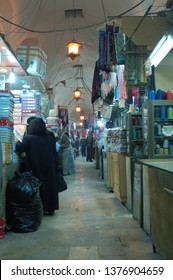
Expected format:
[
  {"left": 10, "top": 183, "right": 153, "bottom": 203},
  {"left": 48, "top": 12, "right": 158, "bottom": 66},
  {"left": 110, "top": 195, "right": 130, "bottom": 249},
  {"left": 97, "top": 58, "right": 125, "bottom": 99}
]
[
  {"left": 0, "top": 126, "right": 13, "bottom": 143},
  {"left": 13, "top": 93, "right": 22, "bottom": 124},
  {"left": 16, "top": 45, "right": 47, "bottom": 80},
  {"left": 4, "top": 143, "right": 11, "bottom": 164},
  {"left": 21, "top": 93, "right": 41, "bottom": 124},
  {"left": 0, "top": 93, "right": 14, "bottom": 127},
  {"left": 0, "top": 97, "right": 14, "bottom": 120},
  {"left": 0, "top": 91, "right": 14, "bottom": 164}
]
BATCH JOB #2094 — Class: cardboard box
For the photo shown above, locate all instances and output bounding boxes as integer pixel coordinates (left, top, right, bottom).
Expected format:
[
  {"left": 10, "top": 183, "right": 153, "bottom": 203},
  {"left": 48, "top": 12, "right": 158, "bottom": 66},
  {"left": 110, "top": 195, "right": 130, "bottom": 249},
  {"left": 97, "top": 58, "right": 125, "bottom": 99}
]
[{"left": 16, "top": 45, "right": 47, "bottom": 80}]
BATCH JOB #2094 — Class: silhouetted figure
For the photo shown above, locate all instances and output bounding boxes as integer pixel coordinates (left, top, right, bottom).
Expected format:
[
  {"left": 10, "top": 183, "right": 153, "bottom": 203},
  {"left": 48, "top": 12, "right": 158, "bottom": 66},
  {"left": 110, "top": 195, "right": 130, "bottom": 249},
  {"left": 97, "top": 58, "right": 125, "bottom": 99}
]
[{"left": 15, "top": 118, "right": 59, "bottom": 215}]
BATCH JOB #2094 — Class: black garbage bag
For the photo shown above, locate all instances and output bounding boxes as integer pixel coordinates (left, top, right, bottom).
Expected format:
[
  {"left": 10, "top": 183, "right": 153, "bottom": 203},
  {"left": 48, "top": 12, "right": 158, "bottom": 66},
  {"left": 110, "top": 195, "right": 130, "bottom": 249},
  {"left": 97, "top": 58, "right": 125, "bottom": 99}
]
[
  {"left": 6, "top": 171, "right": 43, "bottom": 233},
  {"left": 57, "top": 173, "right": 67, "bottom": 193}
]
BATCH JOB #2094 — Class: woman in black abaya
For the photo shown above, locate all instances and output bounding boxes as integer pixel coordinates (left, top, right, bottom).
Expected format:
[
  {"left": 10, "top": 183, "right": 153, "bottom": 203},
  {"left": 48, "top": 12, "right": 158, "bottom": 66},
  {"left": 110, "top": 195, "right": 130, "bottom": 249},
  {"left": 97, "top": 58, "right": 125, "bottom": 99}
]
[{"left": 15, "top": 118, "right": 59, "bottom": 215}]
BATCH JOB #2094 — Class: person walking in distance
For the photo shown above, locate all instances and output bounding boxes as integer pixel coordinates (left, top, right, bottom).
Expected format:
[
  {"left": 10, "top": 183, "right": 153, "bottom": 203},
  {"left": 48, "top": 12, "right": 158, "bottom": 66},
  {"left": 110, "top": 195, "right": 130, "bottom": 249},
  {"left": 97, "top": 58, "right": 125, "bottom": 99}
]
[
  {"left": 80, "top": 136, "right": 86, "bottom": 157},
  {"left": 86, "top": 131, "right": 94, "bottom": 162}
]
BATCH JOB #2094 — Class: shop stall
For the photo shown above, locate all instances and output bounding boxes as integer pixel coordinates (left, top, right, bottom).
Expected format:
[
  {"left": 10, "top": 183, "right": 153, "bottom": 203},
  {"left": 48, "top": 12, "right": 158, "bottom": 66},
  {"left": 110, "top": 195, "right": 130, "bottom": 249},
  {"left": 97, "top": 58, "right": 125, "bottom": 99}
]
[{"left": 0, "top": 36, "right": 47, "bottom": 234}]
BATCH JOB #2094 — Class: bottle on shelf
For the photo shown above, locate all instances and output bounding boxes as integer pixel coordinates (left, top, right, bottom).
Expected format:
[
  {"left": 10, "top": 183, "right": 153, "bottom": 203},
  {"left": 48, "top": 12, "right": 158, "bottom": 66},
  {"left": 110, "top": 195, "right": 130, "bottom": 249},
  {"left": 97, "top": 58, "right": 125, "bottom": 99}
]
[{"left": 167, "top": 107, "right": 173, "bottom": 119}]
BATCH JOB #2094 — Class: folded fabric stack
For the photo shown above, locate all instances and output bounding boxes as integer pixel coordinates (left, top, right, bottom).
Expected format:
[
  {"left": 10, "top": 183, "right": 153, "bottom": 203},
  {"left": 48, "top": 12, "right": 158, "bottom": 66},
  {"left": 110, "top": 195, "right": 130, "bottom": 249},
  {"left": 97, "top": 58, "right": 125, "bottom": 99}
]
[
  {"left": 21, "top": 92, "right": 41, "bottom": 124},
  {"left": 13, "top": 93, "right": 22, "bottom": 125},
  {"left": 0, "top": 91, "right": 14, "bottom": 164}
]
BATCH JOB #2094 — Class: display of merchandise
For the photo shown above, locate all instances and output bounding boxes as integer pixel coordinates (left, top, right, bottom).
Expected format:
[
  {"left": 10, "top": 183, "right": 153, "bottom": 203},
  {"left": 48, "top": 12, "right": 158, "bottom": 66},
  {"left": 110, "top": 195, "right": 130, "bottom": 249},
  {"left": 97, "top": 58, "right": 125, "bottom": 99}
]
[
  {"left": 142, "top": 100, "right": 173, "bottom": 158},
  {"left": 126, "top": 112, "right": 143, "bottom": 157},
  {"left": 46, "top": 117, "right": 59, "bottom": 134},
  {"left": 13, "top": 92, "right": 22, "bottom": 125},
  {"left": 107, "top": 127, "right": 127, "bottom": 153},
  {"left": 58, "top": 106, "right": 68, "bottom": 127},
  {"left": 0, "top": 91, "right": 14, "bottom": 164},
  {"left": 12, "top": 91, "right": 43, "bottom": 141},
  {"left": 21, "top": 92, "right": 41, "bottom": 124},
  {"left": 97, "top": 130, "right": 108, "bottom": 151}
]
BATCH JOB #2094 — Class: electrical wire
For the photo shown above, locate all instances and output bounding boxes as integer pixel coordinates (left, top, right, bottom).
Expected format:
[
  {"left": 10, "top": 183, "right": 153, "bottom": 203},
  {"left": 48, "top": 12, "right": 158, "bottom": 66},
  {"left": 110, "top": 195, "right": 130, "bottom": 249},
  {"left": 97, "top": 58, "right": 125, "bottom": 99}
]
[
  {"left": 44, "top": 2, "right": 69, "bottom": 85},
  {"left": 25, "top": 0, "right": 44, "bottom": 41},
  {"left": 117, "top": 0, "right": 146, "bottom": 17},
  {"left": 3, "top": 0, "right": 37, "bottom": 43},
  {"left": 0, "top": 0, "right": 155, "bottom": 34},
  {"left": 121, "top": 4, "right": 153, "bottom": 51},
  {"left": 101, "top": 0, "right": 107, "bottom": 22},
  {"left": 5, "top": 0, "right": 44, "bottom": 47},
  {"left": 81, "top": 77, "right": 92, "bottom": 94},
  {"left": 51, "top": 0, "right": 60, "bottom": 62},
  {"left": 5, "top": 0, "right": 42, "bottom": 34},
  {"left": 51, "top": 66, "right": 81, "bottom": 89},
  {"left": 28, "top": 0, "right": 43, "bottom": 34}
]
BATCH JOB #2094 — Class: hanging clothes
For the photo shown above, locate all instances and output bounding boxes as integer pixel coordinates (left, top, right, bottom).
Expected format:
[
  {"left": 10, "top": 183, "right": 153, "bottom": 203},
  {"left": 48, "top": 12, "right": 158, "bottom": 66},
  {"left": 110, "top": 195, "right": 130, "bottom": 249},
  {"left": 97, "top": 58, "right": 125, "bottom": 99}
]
[
  {"left": 106, "top": 25, "right": 117, "bottom": 69},
  {"left": 97, "top": 25, "right": 126, "bottom": 104},
  {"left": 98, "top": 25, "right": 119, "bottom": 71},
  {"left": 114, "top": 28, "right": 125, "bottom": 65},
  {"left": 116, "top": 65, "right": 127, "bottom": 100},
  {"left": 98, "top": 30, "right": 106, "bottom": 70},
  {"left": 91, "top": 60, "right": 101, "bottom": 104}
]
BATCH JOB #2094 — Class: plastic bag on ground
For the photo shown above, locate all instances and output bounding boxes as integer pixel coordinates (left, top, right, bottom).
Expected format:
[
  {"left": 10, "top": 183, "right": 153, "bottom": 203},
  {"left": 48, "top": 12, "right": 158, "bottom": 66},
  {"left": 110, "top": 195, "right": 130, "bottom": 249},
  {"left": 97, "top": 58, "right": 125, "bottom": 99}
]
[{"left": 6, "top": 171, "right": 43, "bottom": 233}]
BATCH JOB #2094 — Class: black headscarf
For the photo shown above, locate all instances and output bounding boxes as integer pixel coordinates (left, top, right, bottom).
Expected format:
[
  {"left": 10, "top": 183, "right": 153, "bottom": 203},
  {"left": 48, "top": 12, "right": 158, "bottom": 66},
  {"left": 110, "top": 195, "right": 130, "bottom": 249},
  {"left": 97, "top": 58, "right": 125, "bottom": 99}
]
[
  {"left": 28, "top": 118, "right": 46, "bottom": 135},
  {"left": 27, "top": 116, "right": 36, "bottom": 124}
]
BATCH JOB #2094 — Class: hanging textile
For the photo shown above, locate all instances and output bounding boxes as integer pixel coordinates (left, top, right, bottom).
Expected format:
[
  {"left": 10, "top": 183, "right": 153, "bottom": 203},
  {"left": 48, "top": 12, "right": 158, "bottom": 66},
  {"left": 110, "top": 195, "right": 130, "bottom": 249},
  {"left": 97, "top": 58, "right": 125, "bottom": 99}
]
[
  {"left": 98, "top": 30, "right": 106, "bottom": 70},
  {"left": 106, "top": 25, "right": 117, "bottom": 68},
  {"left": 100, "top": 70, "right": 117, "bottom": 105},
  {"left": 91, "top": 60, "right": 101, "bottom": 104},
  {"left": 98, "top": 25, "right": 118, "bottom": 71},
  {"left": 96, "top": 26, "right": 126, "bottom": 104},
  {"left": 116, "top": 65, "right": 127, "bottom": 100},
  {"left": 151, "top": 65, "right": 156, "bottom": 92},
  {"left": 58, "top": 106, "right": 69, "bottom": 126},
  {"left": 114, "top": 28, "right": 125, "bottom": 65}
]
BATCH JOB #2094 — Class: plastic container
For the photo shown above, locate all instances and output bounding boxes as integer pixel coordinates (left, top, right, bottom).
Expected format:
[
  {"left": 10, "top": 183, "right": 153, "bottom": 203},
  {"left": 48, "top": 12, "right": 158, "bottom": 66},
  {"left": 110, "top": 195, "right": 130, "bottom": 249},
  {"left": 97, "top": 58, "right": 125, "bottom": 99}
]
[
  {"left": 167, "top": 107, "right": 173, "bottom": 119},
  {"left": 160, "top": 106, "right": 166, "bottom": 120}
]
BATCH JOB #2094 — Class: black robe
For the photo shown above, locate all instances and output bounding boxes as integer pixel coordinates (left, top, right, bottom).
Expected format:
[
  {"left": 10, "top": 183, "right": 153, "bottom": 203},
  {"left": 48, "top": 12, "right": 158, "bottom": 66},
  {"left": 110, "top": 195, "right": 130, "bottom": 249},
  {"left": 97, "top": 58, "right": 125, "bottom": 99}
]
[{"left": 15, "top": 118, "right": 59, "bottom": 212}]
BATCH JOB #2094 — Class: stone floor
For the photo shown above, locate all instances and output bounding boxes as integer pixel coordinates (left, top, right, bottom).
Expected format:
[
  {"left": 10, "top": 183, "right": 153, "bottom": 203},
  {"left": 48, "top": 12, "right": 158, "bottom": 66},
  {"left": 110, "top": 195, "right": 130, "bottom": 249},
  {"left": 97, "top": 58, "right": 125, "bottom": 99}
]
[{"left": 0, "top": 156, "right": 163, "bottom": 260}]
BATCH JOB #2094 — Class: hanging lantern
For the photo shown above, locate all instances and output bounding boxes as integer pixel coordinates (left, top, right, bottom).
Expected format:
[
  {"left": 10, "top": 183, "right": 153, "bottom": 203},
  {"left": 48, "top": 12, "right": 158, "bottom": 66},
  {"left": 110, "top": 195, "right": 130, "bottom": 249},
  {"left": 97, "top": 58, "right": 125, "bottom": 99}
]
[
  {"left": 76, "top": 106, "right": 81, "bottom": 113},
  {"left": 79, "top": 122, "right": 83, "bottom": 126},
  {"left": 80, "top": 115, "right": 84, "bottom": 120},
  {"left": 74, "top": 88, "right": 81, "bottom": 99},
  {"left": 66, "top": 39, "right": 82, "bottom": 60}
]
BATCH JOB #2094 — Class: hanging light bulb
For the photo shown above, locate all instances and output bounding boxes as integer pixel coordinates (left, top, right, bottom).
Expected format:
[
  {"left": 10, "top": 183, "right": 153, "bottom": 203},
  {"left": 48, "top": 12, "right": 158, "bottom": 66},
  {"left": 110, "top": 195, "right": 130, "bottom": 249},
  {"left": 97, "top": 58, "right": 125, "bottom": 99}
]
[
  {"left": 74, "top": 88, "right": 81, "bottom": 99},
  {"left": 66, "top": 39, "right": 82, "bottom": 60},
  {"left": 76, "top": 106, "right": 81, "bottom": 113},
  {"left": 65, "top": 8, "right": 82, "bottom": 60},
  {"left": 80, "top": 115, "right": 84, "bottom": 120}
]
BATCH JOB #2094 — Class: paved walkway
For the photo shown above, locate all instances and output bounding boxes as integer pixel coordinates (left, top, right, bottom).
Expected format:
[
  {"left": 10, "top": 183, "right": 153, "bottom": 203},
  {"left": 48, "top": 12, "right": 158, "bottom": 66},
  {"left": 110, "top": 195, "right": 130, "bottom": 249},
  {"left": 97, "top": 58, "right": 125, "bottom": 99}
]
[{"left": 0, "top": 156, "right": 162, "bottom": 260}]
